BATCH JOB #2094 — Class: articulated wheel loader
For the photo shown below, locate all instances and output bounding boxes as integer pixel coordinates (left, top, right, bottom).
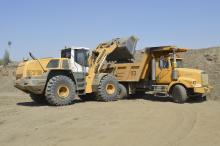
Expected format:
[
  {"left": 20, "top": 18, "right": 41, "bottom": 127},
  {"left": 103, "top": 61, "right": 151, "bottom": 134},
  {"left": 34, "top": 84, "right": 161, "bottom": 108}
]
[{"left": 14, "top": 37, "right": 137, "bottom": 105}]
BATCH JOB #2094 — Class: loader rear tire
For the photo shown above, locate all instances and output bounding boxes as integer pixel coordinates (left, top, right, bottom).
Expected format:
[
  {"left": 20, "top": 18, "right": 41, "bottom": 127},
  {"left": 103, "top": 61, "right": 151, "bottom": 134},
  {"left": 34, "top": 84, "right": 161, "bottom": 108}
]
[
  {"left": 117, "top": 84, "right": 127, "bottom": 99},
  {"left": 96, "top": 75, "right": 119, "bottom": 101},
  {"left": 45, "top": 75, "right": 76, "bottom": 106},
  {"left": 172, "top": 85, "right": 188, "bottom": 103},
  {"left": 30, "top": 94, "right": 47, "bottom": 104}
]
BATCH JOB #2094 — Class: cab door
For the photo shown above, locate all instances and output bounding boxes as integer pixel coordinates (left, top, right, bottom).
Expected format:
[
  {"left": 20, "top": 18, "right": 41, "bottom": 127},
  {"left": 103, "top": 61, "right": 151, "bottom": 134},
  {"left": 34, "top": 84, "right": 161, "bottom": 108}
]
[{"left": 155, "top": 58, "right": 172, "bottom": 84}]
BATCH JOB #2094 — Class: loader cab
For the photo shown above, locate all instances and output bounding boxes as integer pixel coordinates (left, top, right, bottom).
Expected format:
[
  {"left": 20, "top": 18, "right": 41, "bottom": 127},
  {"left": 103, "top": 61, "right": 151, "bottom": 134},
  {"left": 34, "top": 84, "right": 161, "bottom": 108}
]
[{"left": 61, "top": 47, "right": 90, "bottom": 72}]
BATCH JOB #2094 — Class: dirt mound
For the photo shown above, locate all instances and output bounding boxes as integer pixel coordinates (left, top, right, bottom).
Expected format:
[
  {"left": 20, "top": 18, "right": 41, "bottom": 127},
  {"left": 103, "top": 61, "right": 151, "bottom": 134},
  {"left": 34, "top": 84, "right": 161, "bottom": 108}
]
[
  {"left": 0, "top": 63, "right": 22, "bottom": 94},
  {"left": 181, "top": 47, "right": 220, "bottom": 100}
]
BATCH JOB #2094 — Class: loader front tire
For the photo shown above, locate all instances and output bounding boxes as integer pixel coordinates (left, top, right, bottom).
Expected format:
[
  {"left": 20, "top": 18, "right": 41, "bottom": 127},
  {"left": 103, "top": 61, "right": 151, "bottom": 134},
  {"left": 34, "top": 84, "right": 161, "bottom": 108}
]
[
  {"left": 96, "top": 75, "right": 119, "bottom": 101},
  {"left": 172, "top": 85, "right": 188, "bottom": 103},
  {"left": 45, "top": 75, "right": 76, "bottom": 106}
]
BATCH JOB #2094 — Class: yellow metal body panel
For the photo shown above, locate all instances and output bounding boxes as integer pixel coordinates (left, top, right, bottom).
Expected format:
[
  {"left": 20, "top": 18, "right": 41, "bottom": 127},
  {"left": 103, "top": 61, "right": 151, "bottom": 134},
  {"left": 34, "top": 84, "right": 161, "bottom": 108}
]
[
  {"left": 114, "top": 63, "right": 142, "bottom": 81},
  {"left": 114, "top": 50, "right": 151, "bottom": 82},
  {"left": 16, "top": 58, "right": 68, "bottom": 79}
]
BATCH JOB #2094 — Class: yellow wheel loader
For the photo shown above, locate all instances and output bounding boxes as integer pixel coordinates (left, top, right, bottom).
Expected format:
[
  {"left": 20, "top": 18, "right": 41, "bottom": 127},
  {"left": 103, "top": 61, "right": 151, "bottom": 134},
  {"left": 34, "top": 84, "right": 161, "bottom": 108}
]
[{"left": 14, "top": 37, "right": 137, "bottom": 105}]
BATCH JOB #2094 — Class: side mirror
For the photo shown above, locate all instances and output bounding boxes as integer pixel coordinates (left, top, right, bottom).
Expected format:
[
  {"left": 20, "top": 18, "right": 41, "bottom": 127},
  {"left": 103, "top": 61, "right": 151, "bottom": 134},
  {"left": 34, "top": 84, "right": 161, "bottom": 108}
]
[{"left": 159, "top": 59, "right": 164, "bottom": 68}]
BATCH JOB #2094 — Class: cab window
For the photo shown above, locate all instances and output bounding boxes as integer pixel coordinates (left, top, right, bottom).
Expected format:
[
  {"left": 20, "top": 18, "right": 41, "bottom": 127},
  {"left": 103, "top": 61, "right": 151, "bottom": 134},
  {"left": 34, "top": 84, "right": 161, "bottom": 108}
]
[
  {"left": 47, "top": 59, "right": 59, "bottom": 68},
  {"left": 170, "top": 59, "right": 183, "bottom": 68},
  {"left": 61, "top": 49, "right": 71, "bottom": 59},
  {"left": 74, "top": 49, "right": 89, "bottom": 67}
]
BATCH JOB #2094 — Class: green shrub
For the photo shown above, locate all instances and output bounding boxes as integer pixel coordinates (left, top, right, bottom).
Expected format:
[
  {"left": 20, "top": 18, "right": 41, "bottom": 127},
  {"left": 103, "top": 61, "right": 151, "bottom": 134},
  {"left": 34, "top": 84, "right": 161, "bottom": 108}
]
[{"left": 0, "top": 59, "right": 3, "bottom": 65}]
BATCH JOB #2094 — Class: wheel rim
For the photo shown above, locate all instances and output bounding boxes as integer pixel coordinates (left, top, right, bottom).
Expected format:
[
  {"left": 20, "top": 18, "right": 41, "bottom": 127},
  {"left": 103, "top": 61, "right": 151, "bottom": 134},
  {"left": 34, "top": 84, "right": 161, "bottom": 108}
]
[
  {"left": 57, "top": 85, "right": 70, "bottom": 98},
  {"left": 105, "top": 83, "right": 116, "bottom": 95}
]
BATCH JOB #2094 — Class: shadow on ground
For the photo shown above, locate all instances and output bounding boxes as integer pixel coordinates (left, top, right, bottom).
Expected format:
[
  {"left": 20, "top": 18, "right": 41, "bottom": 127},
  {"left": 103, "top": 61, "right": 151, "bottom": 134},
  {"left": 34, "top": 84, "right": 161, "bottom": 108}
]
[
  {"left": 17, "top": 94, "right": 206, "bottom": 107},
  {"left": 16, "top": 99, "right": 85, "bottom": 107},
  {"left": 17, "top": 102, "right": 48, "bottom": 107},
  {"left": 126, "top": 94, "right": 206, "bottom": 104}
]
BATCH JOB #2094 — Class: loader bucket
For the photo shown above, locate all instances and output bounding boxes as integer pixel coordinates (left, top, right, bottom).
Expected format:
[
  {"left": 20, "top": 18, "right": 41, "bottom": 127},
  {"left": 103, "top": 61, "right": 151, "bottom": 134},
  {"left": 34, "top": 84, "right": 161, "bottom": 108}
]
[{"left": 107, "top": 36, "right": 138, "bottom": 62}]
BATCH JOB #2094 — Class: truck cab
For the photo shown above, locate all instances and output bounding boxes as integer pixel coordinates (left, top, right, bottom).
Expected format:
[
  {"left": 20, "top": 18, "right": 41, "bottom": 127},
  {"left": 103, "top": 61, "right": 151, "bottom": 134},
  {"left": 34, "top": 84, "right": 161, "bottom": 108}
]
[{"left": 155, "top": 51, "right": 210, "bottom": 97}]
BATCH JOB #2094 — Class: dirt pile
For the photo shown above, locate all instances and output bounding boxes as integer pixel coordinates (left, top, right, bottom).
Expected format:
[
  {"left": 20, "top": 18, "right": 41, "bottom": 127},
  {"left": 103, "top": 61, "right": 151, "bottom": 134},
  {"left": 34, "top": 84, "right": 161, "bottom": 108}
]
[
  {"left": 0, "top": 62, "right": 22, "bottom": 94},
  {"left": 181, "top": 47, "right": 220, "bottom": 100}
]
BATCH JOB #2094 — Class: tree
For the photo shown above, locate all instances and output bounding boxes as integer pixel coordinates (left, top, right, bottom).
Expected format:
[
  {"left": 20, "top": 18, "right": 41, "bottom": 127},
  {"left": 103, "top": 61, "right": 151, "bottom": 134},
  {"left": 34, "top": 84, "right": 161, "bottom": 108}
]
[
  {"left": 3, "top": 49, "right": 10, "bottom": 66},
  {"left": 0, "top": 59, "right": 3, "bottom": 65}
]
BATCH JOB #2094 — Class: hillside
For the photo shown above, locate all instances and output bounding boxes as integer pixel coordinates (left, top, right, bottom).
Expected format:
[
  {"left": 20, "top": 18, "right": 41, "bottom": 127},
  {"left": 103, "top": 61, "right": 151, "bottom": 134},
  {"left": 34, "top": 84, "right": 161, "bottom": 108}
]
[
  {"left": 181, "top": 47, "right": 220, "bottom": 100},
  {"left": 0, "top": 63, "right": 22, "bottom": 95}
]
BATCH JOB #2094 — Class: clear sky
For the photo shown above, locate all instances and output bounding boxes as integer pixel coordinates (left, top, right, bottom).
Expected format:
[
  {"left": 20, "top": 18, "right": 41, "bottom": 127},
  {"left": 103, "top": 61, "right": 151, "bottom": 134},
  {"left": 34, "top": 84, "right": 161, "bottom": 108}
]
[{"left": 0, "top": 0, "right": 220, "bottom": 60}]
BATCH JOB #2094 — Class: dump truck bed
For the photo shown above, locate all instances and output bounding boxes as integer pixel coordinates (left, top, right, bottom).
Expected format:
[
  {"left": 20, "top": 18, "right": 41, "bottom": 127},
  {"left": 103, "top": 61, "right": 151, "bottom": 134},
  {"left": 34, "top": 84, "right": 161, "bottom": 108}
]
[{"left": 114, "top": 49, "right": 151, "bottom": 82}]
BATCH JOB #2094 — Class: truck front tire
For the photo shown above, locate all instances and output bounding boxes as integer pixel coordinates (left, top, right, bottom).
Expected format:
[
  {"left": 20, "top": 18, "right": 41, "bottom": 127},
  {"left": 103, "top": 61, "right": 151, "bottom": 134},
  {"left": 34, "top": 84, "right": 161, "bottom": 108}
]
[
  {"left": 96, "top": 75, "right": 119, "bottom": 101},
  {"left": 45, "top": 75, "right": 76, "bottom": 106},
  {"left": 172, "top": 85, "right": 188, "bottom": 103}
]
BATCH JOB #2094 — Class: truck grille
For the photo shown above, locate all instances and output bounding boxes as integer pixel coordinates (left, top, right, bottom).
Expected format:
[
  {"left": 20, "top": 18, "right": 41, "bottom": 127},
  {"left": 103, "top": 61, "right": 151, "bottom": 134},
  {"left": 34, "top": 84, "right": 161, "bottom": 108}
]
[{"left": 201, "top": 73, "right": 208, "bottom": 86}]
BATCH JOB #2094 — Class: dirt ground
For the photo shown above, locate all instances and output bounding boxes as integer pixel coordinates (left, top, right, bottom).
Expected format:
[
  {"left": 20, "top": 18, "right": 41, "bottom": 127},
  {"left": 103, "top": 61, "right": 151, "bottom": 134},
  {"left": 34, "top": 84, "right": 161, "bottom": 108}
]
[{"left": 1, "top": 93, "right": 220, "bottom": 146}]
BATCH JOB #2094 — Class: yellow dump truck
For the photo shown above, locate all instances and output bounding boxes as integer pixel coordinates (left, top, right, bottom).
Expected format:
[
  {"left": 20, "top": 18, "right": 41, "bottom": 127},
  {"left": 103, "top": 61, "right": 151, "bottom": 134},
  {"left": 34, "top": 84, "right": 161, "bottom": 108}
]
[
  {"left": 105, "top": 45, "right": 210, "bottom": 103},
  {"left": 15, "top": 36, "right": 210, "bottom": 105}
]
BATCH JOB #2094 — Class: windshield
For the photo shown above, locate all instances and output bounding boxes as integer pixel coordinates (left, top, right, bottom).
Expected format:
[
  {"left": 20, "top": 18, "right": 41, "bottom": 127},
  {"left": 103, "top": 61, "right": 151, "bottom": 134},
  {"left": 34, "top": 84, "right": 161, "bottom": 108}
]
[
  {"left": 61, "top": 49, "right": 71, "bottom": 58},
  {"left": 171, "top": 59, "right": 183, "bottom": 68},
  {"left": 74, "top": 49, "right": 89, "bottom": 67}
]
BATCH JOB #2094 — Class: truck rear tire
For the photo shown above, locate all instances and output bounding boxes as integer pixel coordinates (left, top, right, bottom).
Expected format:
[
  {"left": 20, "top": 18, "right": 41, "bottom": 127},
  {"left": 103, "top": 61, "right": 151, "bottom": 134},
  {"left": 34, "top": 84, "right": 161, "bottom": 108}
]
[
  {"left": 45, "top": 75, "right": 76, "bottom": 106},
  {"left": 96, "top": 75, "right": 119, "bottom": 101},
  {"left": 172, "top": 85, "right": 188, "bottom": 103},
  {"left": 30, "top": 94, "right": 47, "bottom": 104},
  {"left": 117, "top": 84, "right": 127, "bottom": 99}
]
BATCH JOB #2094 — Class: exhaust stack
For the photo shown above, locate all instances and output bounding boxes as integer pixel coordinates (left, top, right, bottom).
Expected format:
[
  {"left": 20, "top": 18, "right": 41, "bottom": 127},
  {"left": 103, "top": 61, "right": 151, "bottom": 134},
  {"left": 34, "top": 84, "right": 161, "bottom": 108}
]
[{"left": 151, "top": 57, "right": 156, "bottom": 81}]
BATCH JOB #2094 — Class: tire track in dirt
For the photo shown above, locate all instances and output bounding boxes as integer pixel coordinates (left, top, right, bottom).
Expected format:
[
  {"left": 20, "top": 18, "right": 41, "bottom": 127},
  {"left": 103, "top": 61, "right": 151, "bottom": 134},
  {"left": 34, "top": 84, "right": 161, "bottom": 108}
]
[{"left": 0, "top": 97, "right": 220, "bottom": 146}]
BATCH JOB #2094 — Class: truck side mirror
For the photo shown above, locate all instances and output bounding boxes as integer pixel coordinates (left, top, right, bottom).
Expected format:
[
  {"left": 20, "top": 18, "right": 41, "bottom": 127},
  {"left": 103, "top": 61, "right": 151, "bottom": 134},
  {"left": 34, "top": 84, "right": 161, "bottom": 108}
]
[{"left": 159, "top": 59, "right": 164, "bottom": 68}]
